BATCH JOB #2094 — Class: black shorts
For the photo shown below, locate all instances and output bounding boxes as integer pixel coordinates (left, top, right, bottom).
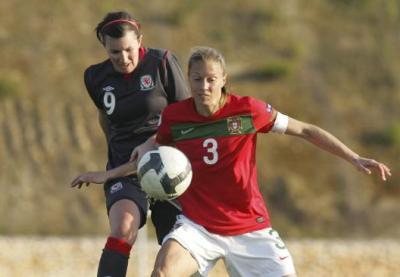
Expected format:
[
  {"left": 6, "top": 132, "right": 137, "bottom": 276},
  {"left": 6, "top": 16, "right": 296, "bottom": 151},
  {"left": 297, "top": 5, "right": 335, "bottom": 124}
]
[
  {"left": 150, "top": 200, "right": 181, "bottom": 245},
  {"left": 104, "top": 177, "right": 181, "bottom": 244},
  {"left": 104, "top": 176, "right": 149, "bottom": 228}
]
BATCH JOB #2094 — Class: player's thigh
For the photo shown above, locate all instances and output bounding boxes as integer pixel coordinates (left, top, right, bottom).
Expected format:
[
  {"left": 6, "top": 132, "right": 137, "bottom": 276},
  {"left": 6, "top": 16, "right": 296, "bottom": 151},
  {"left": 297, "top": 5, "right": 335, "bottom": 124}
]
[
  {"left": 162, "top": 215, "right": 224, "bottom": 276},
  {"left": 109, "top": 199, "right": 141, "bottom": 231},
  {"left": 105, "top": 177, "right": 148, "bottom": 234},
  {"left": 152, "top": 239, "right": 199, "bottom": 277}
]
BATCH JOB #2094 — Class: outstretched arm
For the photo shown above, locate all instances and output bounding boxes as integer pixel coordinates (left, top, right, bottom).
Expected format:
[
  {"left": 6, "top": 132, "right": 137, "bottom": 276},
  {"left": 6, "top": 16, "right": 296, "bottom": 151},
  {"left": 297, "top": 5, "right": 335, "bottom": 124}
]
[
  {"left": 285, "top": 117, "right": 391, "bottom": 181},
  {"left": 70, "top": 161, "right": 137, "bottom": 189},
  {"left": 71, "top": 135, "right": 157, "bottom": 189}
]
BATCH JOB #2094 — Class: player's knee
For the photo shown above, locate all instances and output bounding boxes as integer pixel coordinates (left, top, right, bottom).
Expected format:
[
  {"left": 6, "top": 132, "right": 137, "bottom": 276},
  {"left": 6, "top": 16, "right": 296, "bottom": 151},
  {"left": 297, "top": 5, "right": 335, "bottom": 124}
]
[
  {"left": 151, "top": 265, "right": 175, "bottom": 277},
  {"left": 111, "top": 220, "right": 139, "bottom": 245},
  {"left": 150, "top": 268, "right": 163, "bottom": 277}
]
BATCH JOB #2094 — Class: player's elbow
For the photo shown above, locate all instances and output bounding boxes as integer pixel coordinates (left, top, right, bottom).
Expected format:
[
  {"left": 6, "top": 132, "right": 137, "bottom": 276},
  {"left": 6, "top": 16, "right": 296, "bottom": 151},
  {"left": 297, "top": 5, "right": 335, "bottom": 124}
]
[{"left": 286, "top": 119, "right": 315, "bottom": 139}]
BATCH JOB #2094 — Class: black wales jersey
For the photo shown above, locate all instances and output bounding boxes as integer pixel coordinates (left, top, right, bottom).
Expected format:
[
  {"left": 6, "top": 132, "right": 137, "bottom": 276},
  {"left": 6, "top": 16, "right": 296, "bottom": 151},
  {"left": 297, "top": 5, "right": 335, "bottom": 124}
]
[{"left": 84, "top": 48, "right": 189, "bottom": 169}]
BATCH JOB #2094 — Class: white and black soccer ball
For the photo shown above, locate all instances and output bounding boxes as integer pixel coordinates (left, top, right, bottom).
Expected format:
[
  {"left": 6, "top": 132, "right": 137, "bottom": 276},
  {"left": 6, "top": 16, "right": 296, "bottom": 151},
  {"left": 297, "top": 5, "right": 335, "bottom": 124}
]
[{"left": 137, "top": 146, "right": 192, "bottom": 201}]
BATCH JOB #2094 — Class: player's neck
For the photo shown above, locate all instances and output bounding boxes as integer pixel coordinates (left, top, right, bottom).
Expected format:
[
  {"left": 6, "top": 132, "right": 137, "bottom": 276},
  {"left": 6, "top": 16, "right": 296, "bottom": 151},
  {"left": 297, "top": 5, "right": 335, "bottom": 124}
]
[{"left": 195, "top": 93, "right": 227, "bottom": 117}]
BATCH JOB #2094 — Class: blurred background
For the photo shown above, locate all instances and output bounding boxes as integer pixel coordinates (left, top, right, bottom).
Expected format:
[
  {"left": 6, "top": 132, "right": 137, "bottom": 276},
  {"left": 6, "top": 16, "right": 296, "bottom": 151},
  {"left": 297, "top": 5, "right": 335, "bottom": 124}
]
[{"left": 0, "top": 0, "right": 399, "bottom": 244}]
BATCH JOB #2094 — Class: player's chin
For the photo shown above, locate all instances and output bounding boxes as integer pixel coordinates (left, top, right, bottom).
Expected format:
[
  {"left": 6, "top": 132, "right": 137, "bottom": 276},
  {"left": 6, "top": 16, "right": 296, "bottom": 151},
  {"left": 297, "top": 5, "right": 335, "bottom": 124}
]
[
  {"left": 117, "top": 64, "right": 134, "bottom": 74},
  {"left": 195, "top": 100, "right": 210, "bottom": 109},
  {"left": 196, "top": 95, "right": 210, "bottom": 103}
]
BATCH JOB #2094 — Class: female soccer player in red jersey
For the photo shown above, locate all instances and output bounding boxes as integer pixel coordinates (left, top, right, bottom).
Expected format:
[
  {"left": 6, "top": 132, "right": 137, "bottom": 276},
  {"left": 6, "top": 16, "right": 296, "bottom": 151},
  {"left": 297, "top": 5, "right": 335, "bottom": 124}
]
[
  {"left": 72, "top": 46, "right": 391, "bottom": 277},
  {"left": 70, "top": 11, "right": 189, "bottom": 277}
]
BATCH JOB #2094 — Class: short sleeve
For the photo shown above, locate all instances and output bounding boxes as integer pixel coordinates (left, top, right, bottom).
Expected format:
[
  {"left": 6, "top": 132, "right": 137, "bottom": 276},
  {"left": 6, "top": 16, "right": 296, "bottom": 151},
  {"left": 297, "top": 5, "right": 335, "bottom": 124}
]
[
  {"left": 155, "top": 111, "right": 173, "bottom": 145},
  {"left": 161, "top": 51, "right": 190, "bottom": 103},
  {"left": 84, "top": 67, "right": 102, "bottom": 109},
  {"left": 250, "top": 98, "right": 278, "bottom": 133}
]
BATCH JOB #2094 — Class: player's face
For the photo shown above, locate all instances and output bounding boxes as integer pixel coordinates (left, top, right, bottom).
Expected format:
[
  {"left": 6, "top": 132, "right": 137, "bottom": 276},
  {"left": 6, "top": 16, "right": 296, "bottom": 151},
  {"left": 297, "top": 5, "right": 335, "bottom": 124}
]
[
  {"left": 104, "top": 31, "right": 142, "bottom": 74},
  {"left": 189, "top": 60, "right": 226, "bottom": 116}
]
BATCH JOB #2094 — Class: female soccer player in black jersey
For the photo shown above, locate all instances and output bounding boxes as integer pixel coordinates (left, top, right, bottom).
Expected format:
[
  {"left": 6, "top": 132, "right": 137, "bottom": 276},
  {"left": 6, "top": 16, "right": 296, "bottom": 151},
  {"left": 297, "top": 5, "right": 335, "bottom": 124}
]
[{"left": 72, "top": 11, "right": 189, "bottom": 277}]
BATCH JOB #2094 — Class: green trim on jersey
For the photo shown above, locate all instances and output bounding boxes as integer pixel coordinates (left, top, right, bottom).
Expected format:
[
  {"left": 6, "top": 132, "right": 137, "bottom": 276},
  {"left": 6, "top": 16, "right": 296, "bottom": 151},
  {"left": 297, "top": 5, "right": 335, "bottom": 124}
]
[{"left": 171, "top": 115, "right": 256, "bottom": 141}]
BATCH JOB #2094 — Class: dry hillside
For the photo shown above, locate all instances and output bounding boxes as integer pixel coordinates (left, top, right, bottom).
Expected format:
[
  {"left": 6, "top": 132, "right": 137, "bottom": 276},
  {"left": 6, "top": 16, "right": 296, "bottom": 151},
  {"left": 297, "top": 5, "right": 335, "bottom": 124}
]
[{"left": 0, "top": 0, "right": 398, "bottom": 238}]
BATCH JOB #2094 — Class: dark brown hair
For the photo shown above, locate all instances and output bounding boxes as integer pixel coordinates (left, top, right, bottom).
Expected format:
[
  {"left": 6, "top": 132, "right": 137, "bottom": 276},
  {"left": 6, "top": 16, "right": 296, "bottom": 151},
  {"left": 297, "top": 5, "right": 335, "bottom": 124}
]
[{"left": 95, "top": 11, "right": 141, "bottom": 45}]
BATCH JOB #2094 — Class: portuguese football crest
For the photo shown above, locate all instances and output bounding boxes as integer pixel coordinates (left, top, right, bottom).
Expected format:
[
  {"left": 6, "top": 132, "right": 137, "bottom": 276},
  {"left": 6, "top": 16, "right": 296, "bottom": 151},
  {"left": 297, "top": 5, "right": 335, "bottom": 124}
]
[{"left": 227, "top": 116, "right": 243, "bottom": 134}]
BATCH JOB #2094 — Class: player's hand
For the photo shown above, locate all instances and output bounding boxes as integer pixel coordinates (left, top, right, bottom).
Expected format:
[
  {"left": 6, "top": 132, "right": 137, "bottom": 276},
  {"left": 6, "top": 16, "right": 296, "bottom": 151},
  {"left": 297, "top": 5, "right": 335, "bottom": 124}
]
[
  {"left": 70, "top": 171, "right": 109, "bottom": 188},
  {"left": 352, "top": 157, "right": 391, "bottom": 181},
  {"left": 129, "top": 136, "right": 157, "bottom": 165},
  {"left": 129, "top": 147, "right": 141, "bottom": 174},
  {"left": 129, "top": 147, "right": 140, "bottom": 163}
]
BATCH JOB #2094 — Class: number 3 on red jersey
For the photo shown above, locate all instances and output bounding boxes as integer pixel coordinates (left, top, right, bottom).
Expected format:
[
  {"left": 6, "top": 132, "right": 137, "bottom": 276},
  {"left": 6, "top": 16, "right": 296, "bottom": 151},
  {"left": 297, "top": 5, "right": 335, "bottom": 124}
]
[{"left": 203, "top": 138, "right": 218, "bottom": 165}]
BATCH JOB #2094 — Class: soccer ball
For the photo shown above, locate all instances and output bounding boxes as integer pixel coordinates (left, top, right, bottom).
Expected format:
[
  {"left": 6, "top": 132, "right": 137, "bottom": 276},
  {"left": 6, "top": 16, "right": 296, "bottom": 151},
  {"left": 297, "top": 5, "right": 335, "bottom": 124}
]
[{"left": 137, "top": 146, "right": 192, "bottom": 200}]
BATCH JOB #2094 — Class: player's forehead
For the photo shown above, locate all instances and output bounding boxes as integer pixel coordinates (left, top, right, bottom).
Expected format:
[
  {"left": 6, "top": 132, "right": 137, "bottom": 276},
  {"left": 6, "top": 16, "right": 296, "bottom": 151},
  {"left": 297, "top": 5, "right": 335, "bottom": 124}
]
[
  {"left": 189, "top": 60, "right": 224, "bottom": 77},
  {"left": 104, "top": 31, "right": 139, "bottom": 50}
]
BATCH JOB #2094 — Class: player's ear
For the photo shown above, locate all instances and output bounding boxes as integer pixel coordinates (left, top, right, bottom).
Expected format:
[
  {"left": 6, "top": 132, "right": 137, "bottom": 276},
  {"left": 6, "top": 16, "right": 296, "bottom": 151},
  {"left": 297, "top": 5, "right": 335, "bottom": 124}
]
[{"left": 138, "top": 35, "right": 143, "bottom": 46}]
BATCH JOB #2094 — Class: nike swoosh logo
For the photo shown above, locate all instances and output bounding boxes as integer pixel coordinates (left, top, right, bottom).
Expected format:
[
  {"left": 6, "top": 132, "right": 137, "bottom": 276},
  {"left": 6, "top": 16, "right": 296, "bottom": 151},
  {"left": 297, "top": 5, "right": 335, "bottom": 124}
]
[
  {"left": 181, "top": 128, "right": 194, "bottom": 135},
  {"left": 279, "top": 256, "right": 289, "bottom": 260}
]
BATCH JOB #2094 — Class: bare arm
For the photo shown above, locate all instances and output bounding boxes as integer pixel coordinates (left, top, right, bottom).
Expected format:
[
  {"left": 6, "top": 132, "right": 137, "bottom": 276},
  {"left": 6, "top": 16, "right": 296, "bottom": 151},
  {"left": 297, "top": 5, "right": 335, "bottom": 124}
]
[
  {"left": 285, "top": 117, "right": 391, "bottom": 181},
  {"left": 70, "top": 161, "right": 137, "bottom": 189},
  {"left": 71, "top": 134, "right": 158, "bottom": 189}
]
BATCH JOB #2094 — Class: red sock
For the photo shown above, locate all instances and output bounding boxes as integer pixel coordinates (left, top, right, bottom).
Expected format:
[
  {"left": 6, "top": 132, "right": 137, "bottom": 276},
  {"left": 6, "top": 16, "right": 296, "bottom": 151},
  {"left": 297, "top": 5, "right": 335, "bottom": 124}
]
[{"left": 105, "top": 236, "right": 132, "bottom": 256}]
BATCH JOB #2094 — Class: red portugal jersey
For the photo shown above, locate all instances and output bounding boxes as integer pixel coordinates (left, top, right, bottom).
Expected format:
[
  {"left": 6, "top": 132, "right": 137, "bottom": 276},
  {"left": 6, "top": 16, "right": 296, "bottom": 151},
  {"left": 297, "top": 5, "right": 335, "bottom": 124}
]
[{"left": 156, "top": 94, "right": 277, "bottom": 235}]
